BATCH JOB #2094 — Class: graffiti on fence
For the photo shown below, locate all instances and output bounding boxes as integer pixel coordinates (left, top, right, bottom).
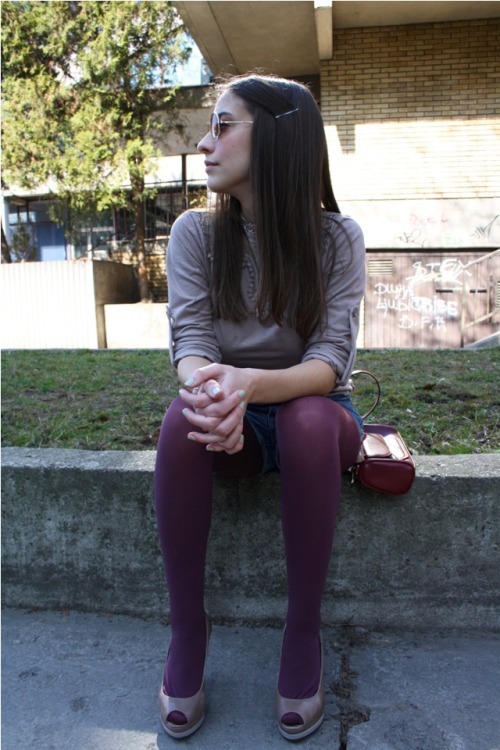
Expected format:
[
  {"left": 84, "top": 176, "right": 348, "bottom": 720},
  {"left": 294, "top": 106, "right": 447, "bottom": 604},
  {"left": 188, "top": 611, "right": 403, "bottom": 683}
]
[
  {"left": 406, "top": 258, "right": 472, "bottom": 289},
  {"left": 372, "top": 258, "right": 470, "bottom": 331},
  {"left": 374, "top": 284, "right": 458, "bottom": 331}
]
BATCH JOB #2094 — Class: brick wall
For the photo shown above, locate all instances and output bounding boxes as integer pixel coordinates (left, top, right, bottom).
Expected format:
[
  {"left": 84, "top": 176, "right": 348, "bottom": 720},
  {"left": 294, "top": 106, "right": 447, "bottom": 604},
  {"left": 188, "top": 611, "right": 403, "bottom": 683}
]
[
  {"left": 321, "top": 19, "right": 500, "bottom": 201},
  {"left": 109, "top": 241, "right": 167, "bottom": 303}
]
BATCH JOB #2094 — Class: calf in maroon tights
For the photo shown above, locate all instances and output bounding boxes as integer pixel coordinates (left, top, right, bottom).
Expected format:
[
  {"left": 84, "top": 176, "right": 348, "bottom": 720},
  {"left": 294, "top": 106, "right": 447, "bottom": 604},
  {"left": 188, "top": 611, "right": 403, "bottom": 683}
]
[{"left": 154, "top": 394, "right": 361, "bottom": 736}]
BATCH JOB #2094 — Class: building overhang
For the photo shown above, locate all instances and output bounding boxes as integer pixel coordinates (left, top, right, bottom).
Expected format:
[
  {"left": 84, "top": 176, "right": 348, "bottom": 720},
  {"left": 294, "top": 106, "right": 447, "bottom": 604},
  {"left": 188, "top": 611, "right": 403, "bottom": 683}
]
[{"left": 174, "top": 1, "right": 500, "bottom": 77}]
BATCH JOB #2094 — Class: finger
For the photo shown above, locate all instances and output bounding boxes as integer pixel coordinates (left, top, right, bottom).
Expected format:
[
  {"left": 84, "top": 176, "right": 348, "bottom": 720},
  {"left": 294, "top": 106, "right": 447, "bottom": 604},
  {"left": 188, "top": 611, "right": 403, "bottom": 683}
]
[
  {"left": 183, "top": 409, "right": 222, "bottom": 433},
  {"left": 209, "top": 415, "right": 245, "bottom": 448},
  {"left": 182, "top": 389, "right": 246, "bottom": 421},
  {"left": 183, "top": 363, "right": 223, "bottom": 390},
  {"left": 179, "top": 388, "right": 213, "bottom": 409},
  {"left": 222, "top": 434, "right": 245, "bottom": 454},
  {"left": 195, "top": 388, "right": 246, "bottom": 416},
  {"left": 203, "top": 379, "right": 224, "bottom": 399},
  {"left": 185, "top": 405, "right": 244, "bottom": 446},
  {"left": 183, "top": 401, "right": 245, "bottom": 438},
  {"left": 182, "top": 380, "right": 223, "bottom": 401},
  {"left": 207, "top": 434, "right": 245, "bottom": 455}
]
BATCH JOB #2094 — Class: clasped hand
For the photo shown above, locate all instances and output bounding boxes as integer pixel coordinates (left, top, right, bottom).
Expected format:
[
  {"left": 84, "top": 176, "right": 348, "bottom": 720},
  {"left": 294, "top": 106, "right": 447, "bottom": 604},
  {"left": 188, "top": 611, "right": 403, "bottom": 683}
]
[{"left": 180, "top": 364, "right": 248, "bottom": 454}]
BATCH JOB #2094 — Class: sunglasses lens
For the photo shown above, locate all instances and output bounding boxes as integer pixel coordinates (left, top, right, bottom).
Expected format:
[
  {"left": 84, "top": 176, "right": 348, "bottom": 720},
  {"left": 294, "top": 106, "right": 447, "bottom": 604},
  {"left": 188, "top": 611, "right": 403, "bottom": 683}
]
[{"left": 210, "top": 113, "right": 219, "bottom": 140}]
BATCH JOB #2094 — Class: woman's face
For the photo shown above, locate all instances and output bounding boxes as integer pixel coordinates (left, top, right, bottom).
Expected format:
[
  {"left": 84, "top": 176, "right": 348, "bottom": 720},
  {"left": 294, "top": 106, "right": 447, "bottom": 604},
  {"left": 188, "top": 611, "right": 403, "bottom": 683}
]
[{"left": 197, "top": 91, "right": 254, "bottom": 216}]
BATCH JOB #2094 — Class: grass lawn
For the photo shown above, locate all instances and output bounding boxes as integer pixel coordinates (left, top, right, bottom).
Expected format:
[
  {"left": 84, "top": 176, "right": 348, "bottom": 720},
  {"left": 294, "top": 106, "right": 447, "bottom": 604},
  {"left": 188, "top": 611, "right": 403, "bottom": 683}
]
[{"left": 1, "top": 348, "right": 498, "bottom": 455}]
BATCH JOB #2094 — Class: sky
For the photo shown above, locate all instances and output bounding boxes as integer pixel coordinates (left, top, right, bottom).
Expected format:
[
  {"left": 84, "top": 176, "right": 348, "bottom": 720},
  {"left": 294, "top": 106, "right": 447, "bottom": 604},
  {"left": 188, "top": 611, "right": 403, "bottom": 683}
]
[{"left": 171, "top": 42, "right": 211, "bottom": 86}]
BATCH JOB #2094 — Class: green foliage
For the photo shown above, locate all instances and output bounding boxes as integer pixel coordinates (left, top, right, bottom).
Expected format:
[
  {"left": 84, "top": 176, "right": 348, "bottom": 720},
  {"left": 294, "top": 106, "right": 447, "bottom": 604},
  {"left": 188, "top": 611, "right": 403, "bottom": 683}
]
[
  {"left": 1, "top": 349, "right": 498, "bottom": 454},
  {"left": 10, "top": 223, "right": 37, "bottom": 262},
  {"left": 1, "top": 1, "right": 191, "bottom": 241}
]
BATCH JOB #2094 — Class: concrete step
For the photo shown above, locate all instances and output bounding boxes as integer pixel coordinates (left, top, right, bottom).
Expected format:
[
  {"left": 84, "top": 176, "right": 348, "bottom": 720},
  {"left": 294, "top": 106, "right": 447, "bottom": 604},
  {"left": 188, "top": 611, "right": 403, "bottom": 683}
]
[{"left": 2, "top": 448, "right": 499, "bottom": 630}]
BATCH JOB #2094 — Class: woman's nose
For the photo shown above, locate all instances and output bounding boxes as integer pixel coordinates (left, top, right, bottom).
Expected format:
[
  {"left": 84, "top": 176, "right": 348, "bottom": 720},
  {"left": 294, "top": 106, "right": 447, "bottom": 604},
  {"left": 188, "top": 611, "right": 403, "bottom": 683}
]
[{"left": 197, "top": 131, "right": 214, "bottom": 153}]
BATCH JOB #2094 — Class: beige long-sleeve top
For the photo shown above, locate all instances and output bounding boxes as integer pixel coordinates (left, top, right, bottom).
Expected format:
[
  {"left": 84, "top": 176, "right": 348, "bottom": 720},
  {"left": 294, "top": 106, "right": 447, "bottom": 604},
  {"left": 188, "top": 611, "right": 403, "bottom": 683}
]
[{"left": 166, "top": 209, "right": 366, "bottom": 394}]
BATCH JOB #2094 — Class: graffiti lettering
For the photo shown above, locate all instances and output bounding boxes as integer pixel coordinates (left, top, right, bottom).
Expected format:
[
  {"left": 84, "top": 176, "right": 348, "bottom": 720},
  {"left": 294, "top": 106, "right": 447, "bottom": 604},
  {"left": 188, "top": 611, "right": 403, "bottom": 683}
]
[
  {"left": 372, "top": 265, "right": 463, "bottom": 331},
  {"left": 374, "top": 283, "right": 411, "bottom": 300},
  {"left": 398, "top": 213, "right": 449, "bottom": 248},
  {"left": 409, "top": 213, "right": 449, "bottom": 227},
  {"left": 394, "top": 207, "right": 500, "bottom": 248},
  {"left": 398, "top": 314, "right": 448, "bottom": 331},
  {"left": 407, "top": 259, "right": 471, "bottom": 289},
  {"left": 375, "top": 290, "right": 458, "bottom": 323},
  {"left": 398, "top": 229, "right": 426, "bottom": 248},
  {"left": 470, "top": 214, "right": 499, "bottom": 241}
]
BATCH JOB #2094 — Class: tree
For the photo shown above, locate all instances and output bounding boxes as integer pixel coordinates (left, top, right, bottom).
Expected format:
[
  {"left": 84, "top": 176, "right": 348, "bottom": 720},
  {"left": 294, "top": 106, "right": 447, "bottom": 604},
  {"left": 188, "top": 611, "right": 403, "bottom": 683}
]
[
  {"left": 10, "top": 223, "right": 38, "bottom": 262},
  {"left": 1, "top": 223, "right": 12, "bottom": 264},
  {"left": 1, "top": 0, "right": 191, "bottom": 297}
]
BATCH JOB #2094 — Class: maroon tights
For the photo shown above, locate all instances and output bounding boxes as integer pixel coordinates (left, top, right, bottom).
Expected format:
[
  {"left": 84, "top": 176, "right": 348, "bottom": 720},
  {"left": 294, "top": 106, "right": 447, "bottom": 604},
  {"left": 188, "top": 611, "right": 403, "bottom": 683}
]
[{"left": 154, "top": 395, "right": 361, "bottom": 700}]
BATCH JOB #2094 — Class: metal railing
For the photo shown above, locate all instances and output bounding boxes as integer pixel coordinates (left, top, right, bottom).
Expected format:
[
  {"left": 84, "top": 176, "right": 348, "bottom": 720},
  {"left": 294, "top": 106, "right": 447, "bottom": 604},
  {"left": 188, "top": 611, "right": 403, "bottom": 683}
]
[{"left": 460, "top": 248, "right": 500, "bottom": 347}]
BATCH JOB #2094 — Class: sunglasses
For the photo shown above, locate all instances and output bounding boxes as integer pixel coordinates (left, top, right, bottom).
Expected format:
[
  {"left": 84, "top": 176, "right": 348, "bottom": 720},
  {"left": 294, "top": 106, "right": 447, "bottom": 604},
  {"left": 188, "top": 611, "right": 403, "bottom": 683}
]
[{"left": 209, "top": 112, "right": 253, "bottom": 142}]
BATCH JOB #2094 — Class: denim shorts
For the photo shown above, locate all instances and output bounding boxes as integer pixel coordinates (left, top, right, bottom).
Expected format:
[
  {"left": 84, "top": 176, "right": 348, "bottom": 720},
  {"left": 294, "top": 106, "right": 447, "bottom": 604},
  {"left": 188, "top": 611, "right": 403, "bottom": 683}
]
[{"left": 244, "top": 394, "right": 364, "bottom": 474}]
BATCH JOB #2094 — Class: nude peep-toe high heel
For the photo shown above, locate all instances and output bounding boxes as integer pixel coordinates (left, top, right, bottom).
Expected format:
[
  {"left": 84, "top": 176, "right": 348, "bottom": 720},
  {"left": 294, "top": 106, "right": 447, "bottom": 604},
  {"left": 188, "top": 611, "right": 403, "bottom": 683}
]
[
  {"left": 159, "top": 617, "right": 211, "bottom": 739},
  {"left": 276, "top": 634, "right": 325, "bottom": 741}
]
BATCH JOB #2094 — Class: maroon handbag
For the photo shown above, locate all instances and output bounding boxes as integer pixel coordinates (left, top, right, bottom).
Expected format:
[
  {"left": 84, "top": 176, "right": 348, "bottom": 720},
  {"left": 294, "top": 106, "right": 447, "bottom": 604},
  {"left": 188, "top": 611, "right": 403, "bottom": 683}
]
[{"left": 350, "top": 371, "right": 416, "bottom": 496}]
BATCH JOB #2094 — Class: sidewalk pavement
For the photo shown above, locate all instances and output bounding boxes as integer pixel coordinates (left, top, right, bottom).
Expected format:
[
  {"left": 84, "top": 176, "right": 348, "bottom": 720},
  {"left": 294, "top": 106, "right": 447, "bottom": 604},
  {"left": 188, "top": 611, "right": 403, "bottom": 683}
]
[{"left": 2, "top": 608, "right": 499, "bottom": 750}]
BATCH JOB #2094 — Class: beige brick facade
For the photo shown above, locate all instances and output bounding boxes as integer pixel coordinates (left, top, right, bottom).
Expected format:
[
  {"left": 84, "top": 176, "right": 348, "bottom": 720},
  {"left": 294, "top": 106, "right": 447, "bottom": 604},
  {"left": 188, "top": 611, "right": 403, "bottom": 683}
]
[{"left": 321, "top": 19, "right": 500, "bottom": 208}]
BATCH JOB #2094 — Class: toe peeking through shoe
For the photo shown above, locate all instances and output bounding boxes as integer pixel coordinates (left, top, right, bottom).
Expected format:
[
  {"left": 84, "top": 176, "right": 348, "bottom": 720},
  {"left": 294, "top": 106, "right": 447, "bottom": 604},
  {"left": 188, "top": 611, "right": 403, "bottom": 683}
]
[
  {"left": 159, "top": 616, "right": 211, "bottom": 739},
  {"left": 276, "top": 688, "right": 325, "bottom": 741},
  {"left": 276, "top": 633, "right": 325, "bottom": 741},
  {"left": 159, "top": 685, "right": 206, "bottom": 739}
]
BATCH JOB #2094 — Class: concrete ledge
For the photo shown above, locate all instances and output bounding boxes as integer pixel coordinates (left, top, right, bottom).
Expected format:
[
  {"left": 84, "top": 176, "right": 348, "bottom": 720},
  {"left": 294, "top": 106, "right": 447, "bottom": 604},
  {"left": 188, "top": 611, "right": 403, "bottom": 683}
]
[{"left": 2, "top": 448, "right": 499, "bottom": 630}]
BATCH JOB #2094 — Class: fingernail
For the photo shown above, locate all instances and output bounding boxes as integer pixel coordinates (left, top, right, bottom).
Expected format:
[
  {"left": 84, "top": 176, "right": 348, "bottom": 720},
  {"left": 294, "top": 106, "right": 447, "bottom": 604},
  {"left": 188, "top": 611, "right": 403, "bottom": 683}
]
[
  {"left": 239, "top": 435, "right": 244, "bottom": 444},
  {"left": 238, "top": 390, "right": 246, "bottom": 398},
  {"left": 239, "top": 401, "right": 246, "bottom": 410},
  {"left": 182, "top": 408, "right": 189, "bottom": 417},
  {"left": 187, "top": 434, "right": 197, "bottom": 442},
  {"left": 211, "top": 386, "right": 221, "bottom": 396},
  {"left": 184, "top": 377, "right": 195, "bottom": 387}
]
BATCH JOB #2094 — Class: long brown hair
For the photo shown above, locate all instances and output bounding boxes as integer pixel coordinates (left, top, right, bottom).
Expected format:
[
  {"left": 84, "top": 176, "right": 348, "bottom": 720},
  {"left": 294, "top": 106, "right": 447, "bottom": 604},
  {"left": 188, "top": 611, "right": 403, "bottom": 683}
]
[{"left": 210, "top": 74, "right": 340, "bottom": 340}]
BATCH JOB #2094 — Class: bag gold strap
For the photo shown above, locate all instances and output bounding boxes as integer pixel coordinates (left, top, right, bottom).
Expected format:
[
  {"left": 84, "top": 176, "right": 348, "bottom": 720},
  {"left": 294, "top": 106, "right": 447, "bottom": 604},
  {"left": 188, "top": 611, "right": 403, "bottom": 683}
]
[{"left": 351, "top": 370, "right": 381, "bottom": 420}]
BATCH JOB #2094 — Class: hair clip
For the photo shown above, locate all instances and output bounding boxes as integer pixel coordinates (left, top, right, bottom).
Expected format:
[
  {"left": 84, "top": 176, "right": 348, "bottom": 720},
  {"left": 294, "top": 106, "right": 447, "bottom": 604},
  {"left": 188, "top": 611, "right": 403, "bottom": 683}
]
[{"left": 274, "top": 108, "right": 299, "bottom": 119}]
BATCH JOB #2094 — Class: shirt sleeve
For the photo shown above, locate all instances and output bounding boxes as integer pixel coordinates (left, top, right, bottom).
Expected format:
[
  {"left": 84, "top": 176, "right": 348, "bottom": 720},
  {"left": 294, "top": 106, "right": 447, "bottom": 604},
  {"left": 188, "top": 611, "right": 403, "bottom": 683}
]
[
  {"left": 166, "top": 210, "right": 222, "bottom": 367},
  {"left": 302, "top": 215, "right": 366, "bottom": 385}
]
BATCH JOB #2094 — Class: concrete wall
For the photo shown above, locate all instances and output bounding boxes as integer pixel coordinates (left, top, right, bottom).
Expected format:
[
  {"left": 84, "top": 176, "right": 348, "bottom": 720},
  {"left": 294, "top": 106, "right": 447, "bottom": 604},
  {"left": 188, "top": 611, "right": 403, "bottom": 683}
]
[
  {"left": 104, "top": 303, "right": 169, "bottom": 349},
  {"left": 2, "top": 448, "right": 499, "bottom": 630}
]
